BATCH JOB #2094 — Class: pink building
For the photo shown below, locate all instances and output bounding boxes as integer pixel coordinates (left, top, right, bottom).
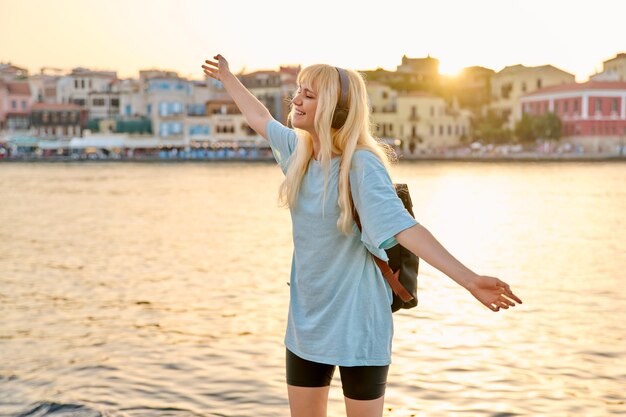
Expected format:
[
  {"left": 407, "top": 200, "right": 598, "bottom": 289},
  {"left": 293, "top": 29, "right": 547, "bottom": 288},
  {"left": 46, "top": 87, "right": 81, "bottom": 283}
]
[
  {"left": 0, "top": 80, "right": 32, "bottom": 131},
  {"left": 520, "top": 81, "right": 626, "bottom": 150}
]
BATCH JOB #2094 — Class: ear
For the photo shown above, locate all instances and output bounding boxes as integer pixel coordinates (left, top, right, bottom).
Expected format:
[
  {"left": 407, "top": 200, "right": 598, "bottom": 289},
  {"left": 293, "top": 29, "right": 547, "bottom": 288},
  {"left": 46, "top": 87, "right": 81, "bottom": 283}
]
[{"left": 332, "top": 108, "right": 349, "bottom": 129}]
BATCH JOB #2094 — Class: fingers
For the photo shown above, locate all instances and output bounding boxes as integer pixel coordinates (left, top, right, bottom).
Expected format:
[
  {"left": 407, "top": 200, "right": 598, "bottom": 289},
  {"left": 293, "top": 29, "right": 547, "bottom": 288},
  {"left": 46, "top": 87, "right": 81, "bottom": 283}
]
[
  {"left": 497, "top": 279, "right": 523, "bottom": 304},
  {"left": 487, "top": 302, "right": 500, "bottom": 312},
  {"left": 486, "top": 293, "right": 518, "bottom": 312},
  {"left": 201, "top": 60, "right": 219, "bottom": 80}
]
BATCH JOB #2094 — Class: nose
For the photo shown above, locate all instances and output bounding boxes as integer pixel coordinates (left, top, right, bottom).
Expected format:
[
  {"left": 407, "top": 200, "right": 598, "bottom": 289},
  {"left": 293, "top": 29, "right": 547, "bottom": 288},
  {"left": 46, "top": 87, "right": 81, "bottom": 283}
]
[{"left": 291, "top": 92, "right": 302, "bottom": 106}]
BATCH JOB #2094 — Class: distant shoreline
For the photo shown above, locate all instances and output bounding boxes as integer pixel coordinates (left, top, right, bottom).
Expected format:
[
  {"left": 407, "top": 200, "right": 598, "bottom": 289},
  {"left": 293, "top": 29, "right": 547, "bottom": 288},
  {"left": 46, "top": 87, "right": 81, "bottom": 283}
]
[{"left": 1, "top": 154, "right": 625, "bottom": 164}]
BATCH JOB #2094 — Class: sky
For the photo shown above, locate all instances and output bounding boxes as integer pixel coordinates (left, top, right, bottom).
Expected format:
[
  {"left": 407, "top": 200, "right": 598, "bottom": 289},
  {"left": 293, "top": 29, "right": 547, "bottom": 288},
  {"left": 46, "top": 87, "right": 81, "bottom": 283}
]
[{"left": 1, "top": 0, "right": 625, "bottom": 82}]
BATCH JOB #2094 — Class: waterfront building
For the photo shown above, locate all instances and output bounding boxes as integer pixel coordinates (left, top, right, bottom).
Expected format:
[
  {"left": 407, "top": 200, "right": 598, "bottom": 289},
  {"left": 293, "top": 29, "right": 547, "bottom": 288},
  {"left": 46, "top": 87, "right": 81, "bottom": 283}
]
[
  {"left": 452, "top": 66, "right": 495, "bottom": 112},
  {"left": 56, "top": 67, "right": 118, "bottom": 107},
  {"left": 145, "top": 75, "right": 189, "bottom": 143},
  {"left": 200, "top": 98, "right": 260, "bottom": 147},
  {"left": 520, "top": 81, "right": 626, "bottom": 151},
  {"left": 30, "top": 103, "right": 86, "bottom": 138},
  {"left": 491, "top": 64, "right": 575, "bottom": 129},
  {"left": 28, "top": 68, "right": 63, "bottom": 104},
  {"left": 0, "top": 81, "right": 32, "bottom": 131},
  {"left": 118, "top": 70, "right": 229, "bottom": 146},
  {"left": 368, "top": 81, "right": 397, "bottom": 115},
  {"left": 590, "top": 52, "right": 626, "bottom": 82},
  {"left": 361, "top": 55, "right": 443, "bottom": 94},
  {"left": 0, "top": 63, "right": 28, "bottom": 81},
  {"left": 369, "top": 85, "right": 471, "bottom": 153},
  {"left": 239, "top": 66, "right": 298, "bottom": 125},
  {"left": 396, "top": 54, "right": 440, "bottom": 85}
]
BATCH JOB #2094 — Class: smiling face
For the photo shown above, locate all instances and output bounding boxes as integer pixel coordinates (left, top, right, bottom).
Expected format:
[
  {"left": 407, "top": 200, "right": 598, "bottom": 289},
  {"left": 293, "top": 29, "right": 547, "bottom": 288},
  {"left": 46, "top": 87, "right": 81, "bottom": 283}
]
[{"left": 290, "top": 82, "right": 318, "bottom": 133}]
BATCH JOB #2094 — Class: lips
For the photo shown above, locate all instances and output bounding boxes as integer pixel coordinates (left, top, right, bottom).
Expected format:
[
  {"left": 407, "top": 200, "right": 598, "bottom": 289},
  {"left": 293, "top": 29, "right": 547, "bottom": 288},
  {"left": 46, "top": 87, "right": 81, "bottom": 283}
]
[{"left": 294, "top": 109, "right": 306, "bottom": 116}]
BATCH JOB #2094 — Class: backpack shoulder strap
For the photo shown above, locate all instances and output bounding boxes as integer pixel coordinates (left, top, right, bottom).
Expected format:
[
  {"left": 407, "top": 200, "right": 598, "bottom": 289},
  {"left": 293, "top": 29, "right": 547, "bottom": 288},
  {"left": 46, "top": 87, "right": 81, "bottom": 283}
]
[{"left": 348, "top": 178, "right": 415, "bottom": 303}]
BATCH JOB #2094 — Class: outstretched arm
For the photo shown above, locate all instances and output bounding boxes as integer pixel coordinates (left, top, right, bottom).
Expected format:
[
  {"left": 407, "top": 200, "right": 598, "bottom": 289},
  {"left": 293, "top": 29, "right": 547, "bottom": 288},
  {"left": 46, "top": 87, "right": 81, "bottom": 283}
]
[
  {"left": 395, "top": 224, "right": 522, "bottom": 312},
  {"left": 202, "top": 54, "right": 273, "bottom": 140}
]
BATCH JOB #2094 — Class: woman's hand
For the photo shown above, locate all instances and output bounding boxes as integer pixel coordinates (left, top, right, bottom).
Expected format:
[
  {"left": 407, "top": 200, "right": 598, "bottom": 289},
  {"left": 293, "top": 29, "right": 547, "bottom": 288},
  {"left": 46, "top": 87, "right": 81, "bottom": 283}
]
[
  {"left": 466, "top": 275, "right": 522, "bottom": 312},
  {"left": 202, "top": 54, "right": 231, "bottom": 82}
]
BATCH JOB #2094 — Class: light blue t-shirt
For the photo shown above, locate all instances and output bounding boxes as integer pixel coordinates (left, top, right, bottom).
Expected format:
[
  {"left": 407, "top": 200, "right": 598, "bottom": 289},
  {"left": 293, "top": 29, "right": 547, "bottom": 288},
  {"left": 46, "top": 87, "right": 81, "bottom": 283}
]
[{"left": 267, "top": 119, "right": 418, "bottom": 366}]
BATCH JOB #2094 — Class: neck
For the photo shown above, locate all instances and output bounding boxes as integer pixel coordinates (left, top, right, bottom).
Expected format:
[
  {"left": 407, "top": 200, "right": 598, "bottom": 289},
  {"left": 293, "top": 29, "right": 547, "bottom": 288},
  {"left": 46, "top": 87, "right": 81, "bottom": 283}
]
[
  {"left": 309, "top": 131, "right": 339, "bottom": 161},
  {"left": 310, "top": 132, "right": 321, "bottom": 160}
]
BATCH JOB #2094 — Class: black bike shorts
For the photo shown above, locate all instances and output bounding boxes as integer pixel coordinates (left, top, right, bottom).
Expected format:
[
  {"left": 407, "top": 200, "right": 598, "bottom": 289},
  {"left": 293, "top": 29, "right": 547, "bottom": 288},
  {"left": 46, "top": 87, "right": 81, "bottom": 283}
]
[{"left": 286, "top": 348, "right": 389, "bottom": 401}]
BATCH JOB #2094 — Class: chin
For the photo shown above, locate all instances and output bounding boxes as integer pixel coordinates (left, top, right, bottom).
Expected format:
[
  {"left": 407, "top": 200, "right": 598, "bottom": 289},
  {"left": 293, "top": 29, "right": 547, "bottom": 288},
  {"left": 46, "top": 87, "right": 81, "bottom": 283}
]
[{"left": 292, "top": 121, "right": 309, "bottom": 131}]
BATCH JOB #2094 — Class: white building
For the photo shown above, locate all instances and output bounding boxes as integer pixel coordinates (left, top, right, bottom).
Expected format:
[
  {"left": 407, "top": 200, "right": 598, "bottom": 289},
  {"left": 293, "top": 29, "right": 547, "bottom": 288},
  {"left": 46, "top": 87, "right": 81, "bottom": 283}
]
[
  {"left": 369, "top": 83, "right": 471, "bottom": 153},
  {"left": 490, "top": 64, "right": 575, "bottom": 128}
]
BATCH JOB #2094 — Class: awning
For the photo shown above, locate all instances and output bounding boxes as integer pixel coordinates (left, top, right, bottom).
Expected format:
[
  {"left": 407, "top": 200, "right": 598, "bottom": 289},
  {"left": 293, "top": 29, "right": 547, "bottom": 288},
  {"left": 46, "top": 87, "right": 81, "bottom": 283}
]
[
  {"left": 124, "top": 138, "right": 160, "bottom": 148},
  {"left": 70, "top": 136, "right": 126, "bottom": 149},
  {"left": 7, "top": 136, "right": 39, "bottom": 146},
  {"left": 39, "top": 140, "right": 71, "bottom": 149}
]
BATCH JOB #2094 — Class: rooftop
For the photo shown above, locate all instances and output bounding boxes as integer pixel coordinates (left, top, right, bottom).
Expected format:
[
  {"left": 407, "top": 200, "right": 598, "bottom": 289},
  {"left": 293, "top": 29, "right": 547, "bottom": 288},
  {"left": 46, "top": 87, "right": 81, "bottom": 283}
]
[
  {"left": 6, "top": 82, "right": 31, "bottom": 95},
  {"left": 524, "top": 81, "right": 626, "bottom": 97},
  {"left": 31, "top": 103, "right": 83, "bottom": 111}
]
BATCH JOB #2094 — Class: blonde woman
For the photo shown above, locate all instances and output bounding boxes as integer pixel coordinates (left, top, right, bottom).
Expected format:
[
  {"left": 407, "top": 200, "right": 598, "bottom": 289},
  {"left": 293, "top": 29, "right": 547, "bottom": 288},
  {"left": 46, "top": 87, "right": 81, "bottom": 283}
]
[{"left": 202, "top": 55, "right": 522, "bottom": 417}]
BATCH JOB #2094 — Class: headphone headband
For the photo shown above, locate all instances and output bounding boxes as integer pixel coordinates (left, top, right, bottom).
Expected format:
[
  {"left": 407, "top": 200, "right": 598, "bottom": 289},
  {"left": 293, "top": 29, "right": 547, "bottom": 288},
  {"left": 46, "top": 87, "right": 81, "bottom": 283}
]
[{"left": 332, "top": 67, "right": 350, "bottom": 129}]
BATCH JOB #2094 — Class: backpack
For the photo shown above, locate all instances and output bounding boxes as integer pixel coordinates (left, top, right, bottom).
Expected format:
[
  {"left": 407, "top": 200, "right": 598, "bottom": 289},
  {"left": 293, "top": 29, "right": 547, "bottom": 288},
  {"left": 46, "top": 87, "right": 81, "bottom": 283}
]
[{"left": 352, "top": 183, "right": 420, "bottom": 312}]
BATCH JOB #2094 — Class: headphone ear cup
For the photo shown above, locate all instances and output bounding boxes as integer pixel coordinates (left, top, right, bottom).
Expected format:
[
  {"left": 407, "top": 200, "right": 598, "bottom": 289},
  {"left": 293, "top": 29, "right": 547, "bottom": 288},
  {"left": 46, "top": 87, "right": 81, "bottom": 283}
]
[{"left": 332, "top": 108, "right": 348, "bottom": 129}]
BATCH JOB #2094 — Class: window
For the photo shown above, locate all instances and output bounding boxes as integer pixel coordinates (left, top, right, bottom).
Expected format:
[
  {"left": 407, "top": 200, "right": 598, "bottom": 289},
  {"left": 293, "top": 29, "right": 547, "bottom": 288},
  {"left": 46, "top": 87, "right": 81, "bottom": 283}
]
[
  {"left": 21, "top": 100, "right": 27, "bottom": 110},
  {"left": 189, "top": 125, "right": 210, "bottom": 135},
  {"left": 93, "top": 98, "right": 105, "bottom": 106},
  {"left": 411, "top": 106, "right": 417, "bottom": 118},
  {"left": 555, "top": 102, "right": 559, "bottom": 113},
  {"left": 564, "top": 101, "right": 569, "bottom": 113},
  {"left": 595, "top": 99, "right": 602, "bottom": 114},
  {"left": 501, "top": 83, "right": 513, "bottom": 99},
  {"left": 74, "top": 79, "right": 79, "bottom": 88},
  {"left": 125, "top": 105, "right": 132, "bottom": 116},
  {"left": 11, "top": 100, "right": 16, "bottom": 109},
  {"left": 111, "top": 98, "right": 119, "bottom": 107},
  {"left": 521, "top": 82, "right": 527, "bottom": 92},
  {"left": 430, "top": 106, "right": 434, "bottom": 116},
  {"left": 42, "top": 112, "right": 49, "bottom": 123},
  {"left": 411, "top": 125, "right": 416, "bottom": 137},
  {"left": 574, "top": 100, "right": 579, "bottom": 112},
  {"left": 382, "top": 91, "right": 388, "bottom": 99},
  {"left": 537, "top": 78, "right": 542, "bottom": 89},
  {"left": 439, "top": 125, "right": 443, "bottom": 135},
  {"left": 81, "top": 80, "right": 85, "bottom": 89},
  {"left": 612, "top": 98, "right": 619, "bottom": 113},
  {"left": 147, "top": 104, "right": 152, "bottom": 115},
  {"left": 447, "top": 125, "right": 452, "bottom": 135}
]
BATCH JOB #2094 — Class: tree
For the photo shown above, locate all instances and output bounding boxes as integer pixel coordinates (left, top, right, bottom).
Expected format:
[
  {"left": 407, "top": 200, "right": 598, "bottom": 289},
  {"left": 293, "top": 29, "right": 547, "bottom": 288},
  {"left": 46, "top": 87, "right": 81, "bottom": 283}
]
[
  {"left": 514, "top": 112, "right": 562, "bottom": 143},
  {"left": 514, "top": 113, "right": 536, "bottom": 143},
  {"left": 471, "top": 110, "right": 512, "bottom": 144},
  {"left": 537, "top": 112, "right": 562, "bottom": 141}
]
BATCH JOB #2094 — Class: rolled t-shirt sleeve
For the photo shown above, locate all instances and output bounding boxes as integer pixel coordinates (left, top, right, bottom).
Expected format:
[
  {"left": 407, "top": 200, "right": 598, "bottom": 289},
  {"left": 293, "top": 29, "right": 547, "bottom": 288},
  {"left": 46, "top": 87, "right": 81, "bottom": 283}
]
[
  {"left": 266, "top": 119, "right": 298, "bottom": 174},
  {"left": 350, "top": 154, "right": 418, "bottom": 255}
]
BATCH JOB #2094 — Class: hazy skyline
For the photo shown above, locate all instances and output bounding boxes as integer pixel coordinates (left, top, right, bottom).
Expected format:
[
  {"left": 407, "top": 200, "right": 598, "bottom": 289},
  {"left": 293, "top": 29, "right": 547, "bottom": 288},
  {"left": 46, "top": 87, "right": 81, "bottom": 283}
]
[{"left": 1, "top": 0, "right": 625, "bottom": 81}]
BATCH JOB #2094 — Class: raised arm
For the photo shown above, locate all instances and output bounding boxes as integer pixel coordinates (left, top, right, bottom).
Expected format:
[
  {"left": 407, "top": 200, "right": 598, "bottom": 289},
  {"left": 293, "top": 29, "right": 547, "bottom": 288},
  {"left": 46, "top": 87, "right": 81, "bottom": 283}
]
[
  {"left": 395, "top": 224, "right": 522, "bottom": 312},
  {"left": 202, "top": 54, "right": 274, "bottom": 140}
]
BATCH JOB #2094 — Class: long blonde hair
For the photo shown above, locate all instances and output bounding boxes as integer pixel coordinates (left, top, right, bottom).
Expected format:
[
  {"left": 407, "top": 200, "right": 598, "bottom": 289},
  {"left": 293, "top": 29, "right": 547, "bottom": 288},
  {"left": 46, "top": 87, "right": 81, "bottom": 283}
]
[{"left": 278, "top": 64, "right": 396, "bottom": 235}]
